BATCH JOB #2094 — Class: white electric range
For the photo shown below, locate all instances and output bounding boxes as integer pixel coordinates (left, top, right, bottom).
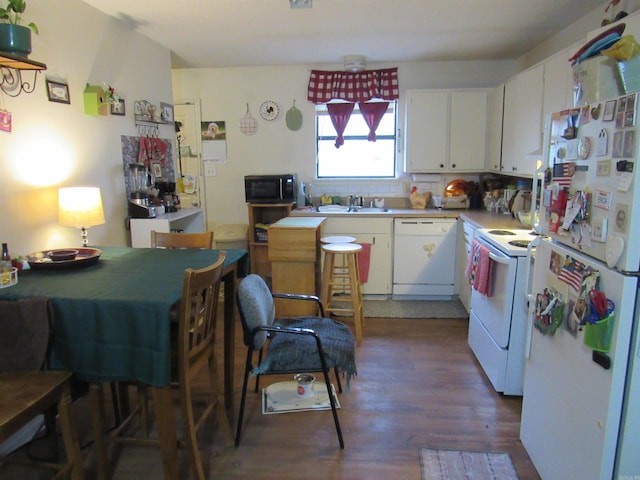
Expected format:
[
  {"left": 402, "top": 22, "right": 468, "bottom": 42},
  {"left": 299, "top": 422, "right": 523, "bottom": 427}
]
[{"left": 467, "top": 228, "right": 539, "bottom": 395}]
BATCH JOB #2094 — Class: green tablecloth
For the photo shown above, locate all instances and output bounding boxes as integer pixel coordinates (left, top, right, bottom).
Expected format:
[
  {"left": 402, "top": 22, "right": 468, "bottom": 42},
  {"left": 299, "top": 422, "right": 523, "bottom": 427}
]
[{"left": 0, "top": 246, "right": 248, "bottom": 386}]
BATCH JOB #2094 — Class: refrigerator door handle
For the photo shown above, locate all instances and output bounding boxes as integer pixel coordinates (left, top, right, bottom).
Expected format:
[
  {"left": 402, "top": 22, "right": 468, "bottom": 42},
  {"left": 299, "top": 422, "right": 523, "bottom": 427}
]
[
  {"left": 525, "top": 293, "right": 536, "bottom": 359},
  {"left": 524, "top": 236, "right": 542, "bottom": 359}
]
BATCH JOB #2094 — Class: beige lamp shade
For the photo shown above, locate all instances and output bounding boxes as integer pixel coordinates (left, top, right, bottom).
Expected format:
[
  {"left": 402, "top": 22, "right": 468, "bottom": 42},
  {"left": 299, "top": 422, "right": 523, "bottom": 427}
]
[
  {"left": 58, "top": 187, "right": 105, "bottom": 227},
  {"left": 59, "top": 187, "right": 105, "bottom": 247}
]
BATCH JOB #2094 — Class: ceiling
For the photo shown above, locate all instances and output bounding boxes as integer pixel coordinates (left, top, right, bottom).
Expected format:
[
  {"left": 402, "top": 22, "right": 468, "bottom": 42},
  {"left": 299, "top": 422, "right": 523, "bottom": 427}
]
[{"left": 80, "top": 0, "right": 606, "bottom": 69}]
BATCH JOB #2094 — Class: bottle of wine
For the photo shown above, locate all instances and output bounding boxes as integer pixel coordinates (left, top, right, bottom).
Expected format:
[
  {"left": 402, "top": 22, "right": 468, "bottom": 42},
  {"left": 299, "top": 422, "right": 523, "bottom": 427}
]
[{"left": 1, "top": 243, "right": 10, "bottom": 271}]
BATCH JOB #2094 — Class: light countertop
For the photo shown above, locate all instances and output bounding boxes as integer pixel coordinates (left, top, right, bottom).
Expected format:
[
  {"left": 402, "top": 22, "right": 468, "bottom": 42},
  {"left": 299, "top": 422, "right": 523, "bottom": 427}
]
[{"left": 289, "top": 207, "right": 526, "bottom": 230}]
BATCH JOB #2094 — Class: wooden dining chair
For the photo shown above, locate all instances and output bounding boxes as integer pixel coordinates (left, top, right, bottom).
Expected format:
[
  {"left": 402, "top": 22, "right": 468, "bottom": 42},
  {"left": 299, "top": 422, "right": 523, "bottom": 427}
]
[
  {"left": 150, "top": 230, "right": 213, "bottom": 249},
  {"left": 104, "top": 253, "right": 233, "bottom": 480},
  {"left": 0, "top": 298, "right": 85, "bottom": 480},
  {"left": 107, "top": 229, "right": 215, "bottom": 429}
]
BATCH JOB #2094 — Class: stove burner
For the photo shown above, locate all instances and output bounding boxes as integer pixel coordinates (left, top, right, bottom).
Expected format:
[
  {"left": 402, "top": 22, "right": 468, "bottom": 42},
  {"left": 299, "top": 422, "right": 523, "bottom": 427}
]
[
  {"left": 487, "top": 229, "right": 517, "bottom": 236},
  {"left": 508, "top": 240, "right": 531, "bottom": 248}
]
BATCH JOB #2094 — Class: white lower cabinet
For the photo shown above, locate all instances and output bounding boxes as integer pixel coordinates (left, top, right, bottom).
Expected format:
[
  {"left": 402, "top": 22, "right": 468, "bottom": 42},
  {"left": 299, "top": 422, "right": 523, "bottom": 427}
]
[
  {"left": 129, "top": 208, "right": 205, "bottom": 247},
  {"left": 322, "top": 218, "right": 392, "bottom": 295},
  {"left": 456, "top": 218, "right": 476, "bottom": 312}
]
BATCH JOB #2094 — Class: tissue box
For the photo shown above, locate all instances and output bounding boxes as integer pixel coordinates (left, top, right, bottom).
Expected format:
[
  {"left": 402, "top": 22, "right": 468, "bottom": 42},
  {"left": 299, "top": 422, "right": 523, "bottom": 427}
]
[{"left": 573, "top": 55, "right": 623, "bottom": 106}]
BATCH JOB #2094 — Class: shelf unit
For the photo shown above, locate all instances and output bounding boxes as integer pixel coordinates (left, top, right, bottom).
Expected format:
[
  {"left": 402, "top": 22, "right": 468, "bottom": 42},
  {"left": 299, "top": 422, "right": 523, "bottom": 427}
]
[
  {"left": 0, "top": 52, "right": 47, "bottom": 97},
  {"left": 247, "top": 202, "right": 294, "bottom": 281}
]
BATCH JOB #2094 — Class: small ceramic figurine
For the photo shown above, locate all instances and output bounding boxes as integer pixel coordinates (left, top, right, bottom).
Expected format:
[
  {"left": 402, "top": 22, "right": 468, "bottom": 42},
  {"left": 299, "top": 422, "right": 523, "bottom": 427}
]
[{"left": 409, "top": 186, "right": 429, "bottom": 209}]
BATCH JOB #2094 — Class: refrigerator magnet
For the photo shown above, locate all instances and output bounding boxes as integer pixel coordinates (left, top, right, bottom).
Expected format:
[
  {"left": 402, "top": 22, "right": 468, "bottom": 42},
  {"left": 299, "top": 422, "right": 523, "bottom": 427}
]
[
  {"left": 594, "top": 190, "right": 612, "bottom": 210},
  {"left": 614, "top": 203, "right": 629, "bottom": 233},
  {"left": 596, "top": 129, "right": 608, "bottom": 156},
  {"left": 596, "top": 160, "right": 611, "bottom": 176},
  {"left": 565, "top": 139, "right": 578, "bottom": 160}
]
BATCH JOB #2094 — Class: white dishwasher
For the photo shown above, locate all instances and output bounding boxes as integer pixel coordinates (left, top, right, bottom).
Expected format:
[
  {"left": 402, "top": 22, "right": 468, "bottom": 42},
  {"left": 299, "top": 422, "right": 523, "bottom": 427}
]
[{"left": 393, "top": 218, "right": 457, "bottom": 298}]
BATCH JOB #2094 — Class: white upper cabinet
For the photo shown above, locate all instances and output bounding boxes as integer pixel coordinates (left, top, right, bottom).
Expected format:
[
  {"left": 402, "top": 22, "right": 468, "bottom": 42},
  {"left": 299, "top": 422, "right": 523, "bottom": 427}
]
[
  {"left": 542, "top": 44, "right": 577, "bottom": 120},
  {"left": 486, "top": 84, "right": 504, "bottom": 173},
  {"left": 404, "top": 89, "right": 488, "bottom": 173},
  {"left": 501, "top": 64, "right": 544, "bottom": 177}
]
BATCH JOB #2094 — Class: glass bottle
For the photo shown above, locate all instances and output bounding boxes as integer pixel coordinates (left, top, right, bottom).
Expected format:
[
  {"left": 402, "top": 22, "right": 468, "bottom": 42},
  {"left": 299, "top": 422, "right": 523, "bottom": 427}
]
[{"left": 1, "top": 243, "right": 10, "bottom": 271}]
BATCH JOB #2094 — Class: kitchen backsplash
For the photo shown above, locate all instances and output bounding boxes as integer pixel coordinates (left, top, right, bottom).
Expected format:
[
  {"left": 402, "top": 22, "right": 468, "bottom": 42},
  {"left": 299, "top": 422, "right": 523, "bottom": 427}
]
[{"left": 308, "top": 174, "right": 481, "bottom": 202}]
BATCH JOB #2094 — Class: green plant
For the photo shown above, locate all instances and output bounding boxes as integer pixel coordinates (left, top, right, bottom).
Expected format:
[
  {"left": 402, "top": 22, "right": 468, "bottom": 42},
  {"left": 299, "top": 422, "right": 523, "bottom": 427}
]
[{"left": 0, "top": 0, "right": 38, "bottom": 34}]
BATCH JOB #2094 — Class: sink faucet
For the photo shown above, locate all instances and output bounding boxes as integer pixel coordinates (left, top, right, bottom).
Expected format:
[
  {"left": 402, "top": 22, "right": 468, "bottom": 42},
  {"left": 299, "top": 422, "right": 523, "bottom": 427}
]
[{"left": 349, "top": 195, "right": 363, "bottom": 207}]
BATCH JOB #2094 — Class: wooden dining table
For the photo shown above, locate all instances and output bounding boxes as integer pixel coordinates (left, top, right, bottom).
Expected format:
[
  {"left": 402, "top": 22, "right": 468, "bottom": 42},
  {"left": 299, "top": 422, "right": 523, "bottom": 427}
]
[{"left": 0, "top": 246, "right": 249, "bottom": 479}]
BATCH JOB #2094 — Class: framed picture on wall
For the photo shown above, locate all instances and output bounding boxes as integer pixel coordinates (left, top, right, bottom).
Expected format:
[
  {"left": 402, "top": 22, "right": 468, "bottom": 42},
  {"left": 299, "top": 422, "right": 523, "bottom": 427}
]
[
  {"left": 46, "top": 80, "right": 71, "bottom": 104},
  {"left": 151, "top": 162, "right": 163, "bottom": 179},
  {"left": 160, "top": 102, "right": 174, "bottom": 123},
  {"left": 111, "top": 99, "right": 126, "bottom": 116}
]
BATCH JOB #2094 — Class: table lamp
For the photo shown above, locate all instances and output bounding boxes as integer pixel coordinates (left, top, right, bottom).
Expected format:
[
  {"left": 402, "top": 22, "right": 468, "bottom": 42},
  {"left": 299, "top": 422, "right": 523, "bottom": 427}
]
[{"left": 58, "top": 187, "right": 105, "bottom": 247}]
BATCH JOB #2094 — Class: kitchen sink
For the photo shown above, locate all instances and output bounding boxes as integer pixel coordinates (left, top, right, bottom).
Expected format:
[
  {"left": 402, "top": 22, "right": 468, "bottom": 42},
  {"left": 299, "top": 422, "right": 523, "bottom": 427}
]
[
  {"left": 350, "top": 207, "right": 390, "bottom": 213},
  {"left": 316, "top": 205, "right": 390, "bottom": 213}
]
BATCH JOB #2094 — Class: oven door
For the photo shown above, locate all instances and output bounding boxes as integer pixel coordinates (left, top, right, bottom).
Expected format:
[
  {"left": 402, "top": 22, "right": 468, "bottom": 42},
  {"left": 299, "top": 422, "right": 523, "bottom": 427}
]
[{"left": 469, "top": 235, "right": 518, "bottom": 348}]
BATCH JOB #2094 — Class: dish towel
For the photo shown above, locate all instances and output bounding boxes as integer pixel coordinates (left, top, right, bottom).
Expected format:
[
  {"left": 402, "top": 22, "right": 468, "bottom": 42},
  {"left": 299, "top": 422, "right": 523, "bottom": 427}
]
[
  {"left": 465, "top": 240, "right": 494, "bottom": 297},
  {"left": 357, "top": 243, "right": 372, "bottom": 284}
]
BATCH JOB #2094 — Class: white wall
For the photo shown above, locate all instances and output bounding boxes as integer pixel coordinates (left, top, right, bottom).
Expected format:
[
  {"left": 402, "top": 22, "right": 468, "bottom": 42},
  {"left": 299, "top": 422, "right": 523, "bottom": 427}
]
[
  {"left": 0, "top": 0, "right": 174, "bottom": 256},
  {"left": 171, "top": 60, "right": 516, "bottom": 228}
]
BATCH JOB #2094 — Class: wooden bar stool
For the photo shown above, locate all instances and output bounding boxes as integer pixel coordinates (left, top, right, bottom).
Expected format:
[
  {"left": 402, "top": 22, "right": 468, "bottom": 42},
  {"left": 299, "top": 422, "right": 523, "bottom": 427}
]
[
  {"left": 320, "top": 236, "right": 356, "bottom": 295},
  {"left": 320, "top": 243, "right": 364, "bottom": 344}
]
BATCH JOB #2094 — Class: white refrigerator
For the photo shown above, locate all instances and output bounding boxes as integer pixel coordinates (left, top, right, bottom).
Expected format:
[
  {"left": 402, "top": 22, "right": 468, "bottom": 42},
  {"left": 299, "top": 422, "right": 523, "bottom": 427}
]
[{"left": 521, "top": 93, "right": 640, "bottom": 479}]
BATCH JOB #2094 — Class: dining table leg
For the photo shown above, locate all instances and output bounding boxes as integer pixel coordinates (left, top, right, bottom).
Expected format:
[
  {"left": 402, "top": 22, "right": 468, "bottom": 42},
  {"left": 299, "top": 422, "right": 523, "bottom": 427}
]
[
  {"left": 222, "top": 265, "right": 237, "bottom": 414},
  {"left": 89, "top": 383, "right": 109, "bottom": 480},
  {"left": 151, "top": 386, "right": 179, "bottom": 479}
]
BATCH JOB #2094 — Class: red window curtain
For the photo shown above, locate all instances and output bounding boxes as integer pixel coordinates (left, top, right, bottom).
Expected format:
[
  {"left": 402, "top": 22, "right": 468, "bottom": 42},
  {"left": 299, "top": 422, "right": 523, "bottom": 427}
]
[
  {"left": 359, "top": 101, "right": 389, "bottom": 141},
  {"left": 327, "top": 102, "right": 355, "bottom": 148},
  {"left": 307, "top": 67, "right": 399, "bottom": 104}
]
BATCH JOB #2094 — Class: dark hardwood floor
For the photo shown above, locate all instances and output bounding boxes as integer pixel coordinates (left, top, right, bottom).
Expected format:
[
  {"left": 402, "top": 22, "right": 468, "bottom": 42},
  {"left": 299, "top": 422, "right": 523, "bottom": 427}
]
[{"left": 2, "top": 315, "right": 541, "bottom": 479}]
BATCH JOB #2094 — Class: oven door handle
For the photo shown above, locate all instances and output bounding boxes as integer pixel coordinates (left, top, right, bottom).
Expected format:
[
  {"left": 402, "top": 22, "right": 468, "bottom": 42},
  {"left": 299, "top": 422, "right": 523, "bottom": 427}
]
[{"left": 488, "top": 252, "right": 511, "bottom": 265}]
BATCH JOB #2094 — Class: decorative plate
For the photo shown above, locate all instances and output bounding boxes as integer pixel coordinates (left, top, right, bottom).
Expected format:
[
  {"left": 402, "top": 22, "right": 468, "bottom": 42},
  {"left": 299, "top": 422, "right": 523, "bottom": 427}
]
[
  {"left": 578, "top": 136, "right": 591, "bottom": 159},
  {"left": 259, "top": 100, "right": 279, "bottom": 121}
]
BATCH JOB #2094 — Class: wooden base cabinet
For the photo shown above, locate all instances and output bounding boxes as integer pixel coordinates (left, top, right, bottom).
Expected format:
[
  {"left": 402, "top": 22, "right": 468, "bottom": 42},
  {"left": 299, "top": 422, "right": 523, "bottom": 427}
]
[
  {"left": 247, "top": 203, "right": 294, "bottom": 281},
  {"left": 268, "top": 217, "right": 325, "bottom": 317}
]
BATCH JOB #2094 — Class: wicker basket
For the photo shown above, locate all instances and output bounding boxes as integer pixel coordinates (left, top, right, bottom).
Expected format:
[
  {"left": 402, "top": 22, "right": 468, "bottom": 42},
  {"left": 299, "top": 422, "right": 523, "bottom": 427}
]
[{"left": 0, "top": 267, "right": 18, "bottom": 289}]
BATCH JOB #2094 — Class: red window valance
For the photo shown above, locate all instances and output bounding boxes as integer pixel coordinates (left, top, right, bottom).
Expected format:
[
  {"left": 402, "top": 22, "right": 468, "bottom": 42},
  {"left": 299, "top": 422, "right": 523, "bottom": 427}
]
[{"left": 307, "top": 67, "right": 399, "bottom": 104}]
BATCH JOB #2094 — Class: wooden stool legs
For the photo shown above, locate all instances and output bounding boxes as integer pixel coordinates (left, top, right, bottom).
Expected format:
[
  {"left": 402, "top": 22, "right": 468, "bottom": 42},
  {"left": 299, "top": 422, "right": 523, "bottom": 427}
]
[{"left": 320, "top": 243, "right": 364, "bottom": 343}]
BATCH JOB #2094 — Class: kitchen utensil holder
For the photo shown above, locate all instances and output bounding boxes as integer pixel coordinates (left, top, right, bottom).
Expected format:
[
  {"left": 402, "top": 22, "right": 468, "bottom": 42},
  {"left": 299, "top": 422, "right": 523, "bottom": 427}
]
[{"left": 584, "top": 311, "right": 615, "bottom": 353}]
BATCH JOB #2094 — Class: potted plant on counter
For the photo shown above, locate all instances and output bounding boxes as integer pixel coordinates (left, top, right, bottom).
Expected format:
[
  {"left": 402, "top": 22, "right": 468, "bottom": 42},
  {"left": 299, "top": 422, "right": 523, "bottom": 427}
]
[{"left": 0, "top": 0, "right": 38, "bottom": 58}]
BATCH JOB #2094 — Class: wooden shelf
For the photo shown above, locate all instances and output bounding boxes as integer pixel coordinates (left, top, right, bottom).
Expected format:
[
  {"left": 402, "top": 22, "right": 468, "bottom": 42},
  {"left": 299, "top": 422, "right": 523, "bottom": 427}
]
[
  {"left": 247, "top": 203, "right": 295, "bottom": 281},
  {"left": 0, "top": 52, "right": 46, "bottom": 70}
]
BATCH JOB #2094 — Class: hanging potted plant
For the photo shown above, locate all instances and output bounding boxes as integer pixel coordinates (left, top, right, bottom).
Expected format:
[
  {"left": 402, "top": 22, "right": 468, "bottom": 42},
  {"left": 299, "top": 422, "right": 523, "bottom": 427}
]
[{"left": 0, "top": 0, "right": 38, "bottom": 58}]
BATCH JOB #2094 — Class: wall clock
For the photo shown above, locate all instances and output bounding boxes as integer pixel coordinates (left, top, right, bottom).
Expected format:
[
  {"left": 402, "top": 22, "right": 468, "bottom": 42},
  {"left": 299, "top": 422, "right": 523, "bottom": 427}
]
[{"left": 259, "top": 100, "right": 279, "bottom": 121}]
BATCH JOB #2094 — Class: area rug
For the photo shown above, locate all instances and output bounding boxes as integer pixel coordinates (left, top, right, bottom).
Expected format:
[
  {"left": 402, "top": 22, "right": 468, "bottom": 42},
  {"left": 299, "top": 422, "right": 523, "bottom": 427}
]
[
  {"left": 262, "top": 381, "right": 340, "bottom": 415},
  {"left": 420, "top": 448, "right": 519, "bottom": 480},
  {"left": 363, "top": 299, "right": 468, "bottom": 319}
]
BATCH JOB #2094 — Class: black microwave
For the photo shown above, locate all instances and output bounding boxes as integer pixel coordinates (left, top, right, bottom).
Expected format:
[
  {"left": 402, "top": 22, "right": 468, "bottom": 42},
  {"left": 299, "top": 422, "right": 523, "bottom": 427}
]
[{"left": 244, "top": 174, "right": 296, "bottom": 204}]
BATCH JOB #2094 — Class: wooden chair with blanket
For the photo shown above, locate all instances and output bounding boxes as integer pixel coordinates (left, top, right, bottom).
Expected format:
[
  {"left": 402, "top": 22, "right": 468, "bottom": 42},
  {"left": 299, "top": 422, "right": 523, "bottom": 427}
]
[{"left": 235, "top": 274, "right": 357, "bottom": 449}]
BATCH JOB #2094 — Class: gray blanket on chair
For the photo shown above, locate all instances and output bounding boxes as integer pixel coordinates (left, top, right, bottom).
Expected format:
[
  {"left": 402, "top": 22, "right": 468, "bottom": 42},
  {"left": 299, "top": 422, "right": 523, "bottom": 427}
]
[{"left": 252, "top": 316, "right": 357, "bottom": 389}]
